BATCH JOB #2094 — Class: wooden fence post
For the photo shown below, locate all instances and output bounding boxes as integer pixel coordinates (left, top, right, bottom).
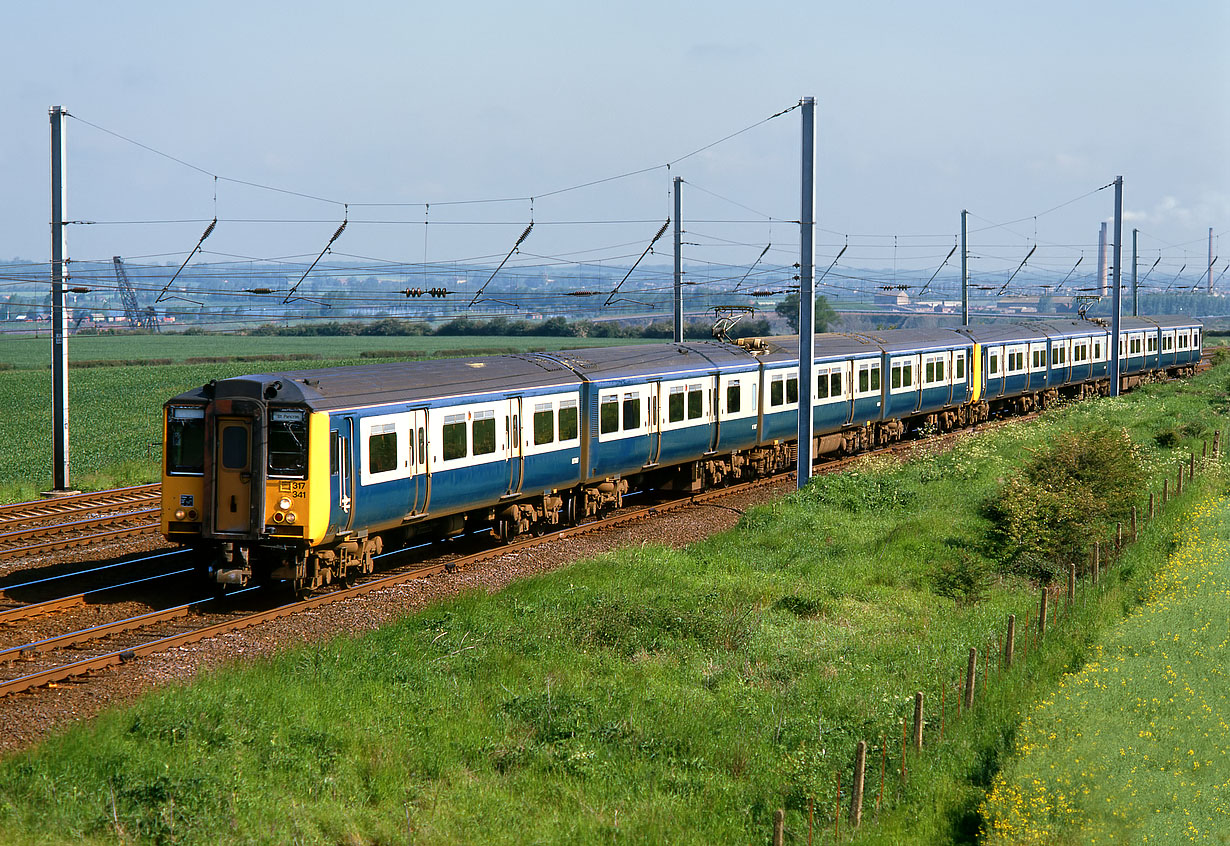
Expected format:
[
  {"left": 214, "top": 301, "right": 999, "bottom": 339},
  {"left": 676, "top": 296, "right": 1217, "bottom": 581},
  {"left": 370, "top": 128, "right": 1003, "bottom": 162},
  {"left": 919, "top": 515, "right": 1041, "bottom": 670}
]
[
  {"left": 773, "top": 808, "right": 784, "bottom": 846},
  {"left": 1131, "top": 506, "right": 1138, "bottom": 543},
  {"left": 1068, "top": 564, "right": 1076, "bottom": 604},
  {"left": 1215, "top": 430, "right": 1221, "bottom": 459},
  {"left": 1091, "top": 543, "right": 1099, "bottom": 586},
  {"left": 851, "top": 740, "right": 867, "bottom": 828},
  {"left": 1163, "top": 478, "right": 1169, "bottom": 503},
  {"left": 964, "top": 648, "right": 977, "bottom": 710},
  {"left": 1005, "top": 614, "right": 1016, "bottom": 669},
  {"left": 1149, "top": 492, "right": 1155, "bottom": 520},
  {"left": 913, "top": 692, "right": 924, "bottom": 752},
  {"left": 1116, "top": 522, "right": 1123, "bottom": 552},
  {"left": 1039, "top": 588, "right": 1048, "bottom": 637},
  {"left": 1177, "top": 463, "right": 1183, "bottom": 496}
]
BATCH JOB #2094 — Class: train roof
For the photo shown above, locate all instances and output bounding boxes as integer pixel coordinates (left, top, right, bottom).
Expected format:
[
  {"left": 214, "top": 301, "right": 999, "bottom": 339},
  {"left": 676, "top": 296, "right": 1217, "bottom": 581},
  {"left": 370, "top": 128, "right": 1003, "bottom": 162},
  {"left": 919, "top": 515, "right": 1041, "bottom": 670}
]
[
  {"left": 168, "top": 353, "right": 586, "bottom": 412},
  {"left": 1136, "top": 314, "right": 1204, "bottom": 330},
  {"left": 534, "top": 340, "right": 761, "bottom": 381},
  {"left": 166, "top": 340, "right": 767, "bottom": 411},
  {"left": 760, "top": 333, "right": 882, "bottom": 363},
  {"left": 853, "top": 328, "right": 973, "bottom": 353}
]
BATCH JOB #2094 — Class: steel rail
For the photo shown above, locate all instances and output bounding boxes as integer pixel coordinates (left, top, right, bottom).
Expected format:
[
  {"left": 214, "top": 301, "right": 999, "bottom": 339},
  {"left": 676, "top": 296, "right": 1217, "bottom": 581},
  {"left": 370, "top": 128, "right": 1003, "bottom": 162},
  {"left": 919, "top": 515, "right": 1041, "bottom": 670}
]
[
  {"left": 0, "top": 509, "right": 158, "bottom": 545},
  {"left": 0, "top": 603, "right": 193, "bottom": 663},
  {"left": 0, "top": 522, "right": 161, "bottom": 561},
  {"left": 0, "top": 484, "right": 159, "bottom": 519},
  {"left": 0, "top": 566, "right": 194, "bottom": 626},
  {"left": 0, "top": 495, "right": 160, "bottom": 533}
]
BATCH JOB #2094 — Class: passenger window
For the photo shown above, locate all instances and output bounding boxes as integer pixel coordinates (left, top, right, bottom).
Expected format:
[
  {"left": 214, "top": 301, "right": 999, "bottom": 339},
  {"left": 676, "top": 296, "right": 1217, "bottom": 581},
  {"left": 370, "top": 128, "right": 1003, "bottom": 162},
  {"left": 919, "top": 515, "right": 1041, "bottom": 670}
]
[
  {"left": 771, "top": 377, "right": 784, "bottom": 407},
  {"left": 622, "top": 393, "right": 640, "bottom": 430},
  {"left": 368, "top": 424, "right": 397, "bottom": 474},
  {"left": 891, "top": 365, "right": 901, "bottom": 390},
  {"left": 858, "top": 367, "right": 869, "bottom": 393},
  {"left": 558, "top": 401, "right": 579, "bottom": 441},
  {"left": 989, "top": 353, "right": 998, "bottom": 375},
  {"left": 472, "top": 411, "right": 496, "bottom": 456},
  {"left": 687, "top": 384, "right": 703, "bottom": 419},
  {"left": 443, "top": 415, "right": 466, "bottom": 461},
  {"left": 817, "top": 372, "right": 829, "bottom": 399},
  {"left": 600, "top": 396, "right": 619, "bottom": 434},
  {"left": 786, "top": 376, "right": 798, "bottom": 405},
  {"left": 330, "top": 431, "right": 339, "bottom": 475},
  {"left": 869, "top": 365, "right": 880, "bottom": 391},
  {"left": 533, "top": 403, "right": 553, "bottom": 446},
  {"left": 727, "top": 382, "right": 741, "bottom": 414},
  {"left": 956, "top": 355, "right": 965, "bottom": 379},
  {"left": 903, "top": 363, "right": 912, "bottom": 386},
  {"left": 926, "top": 361, "right": 935, "bottom": 383},
  {"left": 418, "top": 428, "right": 426, "bottom": 465},
  {"left": 830, "top": 372, "right": 842, "bottom": 398},
  {"left": 668, "top": 386, "right": 685, "bottom": 423}
]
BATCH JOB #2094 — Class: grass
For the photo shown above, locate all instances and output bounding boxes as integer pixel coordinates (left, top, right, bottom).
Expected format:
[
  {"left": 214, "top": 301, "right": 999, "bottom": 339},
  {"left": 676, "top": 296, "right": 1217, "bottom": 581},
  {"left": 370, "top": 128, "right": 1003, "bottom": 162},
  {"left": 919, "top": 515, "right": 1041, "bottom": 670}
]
[
  {"left": 978, "top": 488, "right": 1230, "bottom": 844},
  {"left": 0, "top": 361, "right": 1224, "bottom": 843}
]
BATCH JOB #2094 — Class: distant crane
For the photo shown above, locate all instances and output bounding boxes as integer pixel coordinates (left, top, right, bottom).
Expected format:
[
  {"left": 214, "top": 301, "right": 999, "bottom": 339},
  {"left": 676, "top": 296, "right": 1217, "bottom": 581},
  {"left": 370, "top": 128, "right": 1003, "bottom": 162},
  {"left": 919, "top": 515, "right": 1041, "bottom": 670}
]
[{"left": 112, "top": 256, "right": 160, "bottom": 331}]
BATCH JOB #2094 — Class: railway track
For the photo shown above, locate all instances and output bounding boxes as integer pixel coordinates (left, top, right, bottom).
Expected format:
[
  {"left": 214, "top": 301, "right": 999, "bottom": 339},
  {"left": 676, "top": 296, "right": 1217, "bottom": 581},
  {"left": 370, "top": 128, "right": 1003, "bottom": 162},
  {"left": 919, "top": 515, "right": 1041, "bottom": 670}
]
[
  {"left": 0, "top": 472, "right": 795, "bottom": 698},
  {"left": 0, "top": 484, "right": 161, "bottom": 561}
]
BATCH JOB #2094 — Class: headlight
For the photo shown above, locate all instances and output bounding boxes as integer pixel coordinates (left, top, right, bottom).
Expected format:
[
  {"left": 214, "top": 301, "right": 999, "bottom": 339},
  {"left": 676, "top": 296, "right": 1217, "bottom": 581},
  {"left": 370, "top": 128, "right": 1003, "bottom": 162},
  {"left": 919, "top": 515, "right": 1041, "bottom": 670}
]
[
  {"left": 285, "top": 511, "right": 297, "bottom": 524},
  {"left": 174, "top": 509, "right": 186, "bottom": 520},
  {"left": 278, "top": 497, "right": 292, "bottom": 510}
]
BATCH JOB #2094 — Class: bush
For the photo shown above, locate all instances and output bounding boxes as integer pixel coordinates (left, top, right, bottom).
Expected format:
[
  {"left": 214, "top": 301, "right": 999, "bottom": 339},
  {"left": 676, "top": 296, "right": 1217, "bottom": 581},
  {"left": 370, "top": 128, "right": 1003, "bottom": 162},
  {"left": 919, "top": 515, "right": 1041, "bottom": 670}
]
[
  {"left": 931, "top": 548, "right": 994, "bottom": 605},
  {"left": 988, "top": 426, "right": 1145, "bottom": 575}
]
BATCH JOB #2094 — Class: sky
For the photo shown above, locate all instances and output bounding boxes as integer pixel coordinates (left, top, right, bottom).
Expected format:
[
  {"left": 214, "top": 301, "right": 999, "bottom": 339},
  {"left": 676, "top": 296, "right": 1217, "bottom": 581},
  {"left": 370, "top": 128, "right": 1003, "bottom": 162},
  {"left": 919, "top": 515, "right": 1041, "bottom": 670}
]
[{"left": 2, "top": 0, "right": 1228, "bottom": 290}]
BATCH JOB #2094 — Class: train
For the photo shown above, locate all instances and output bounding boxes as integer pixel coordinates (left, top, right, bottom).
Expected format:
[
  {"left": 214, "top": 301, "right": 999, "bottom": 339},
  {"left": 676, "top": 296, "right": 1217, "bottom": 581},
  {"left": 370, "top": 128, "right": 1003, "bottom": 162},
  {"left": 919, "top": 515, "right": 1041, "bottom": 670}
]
[{"left": 161, "top": 315, "right": 1204, "bottom": 592}]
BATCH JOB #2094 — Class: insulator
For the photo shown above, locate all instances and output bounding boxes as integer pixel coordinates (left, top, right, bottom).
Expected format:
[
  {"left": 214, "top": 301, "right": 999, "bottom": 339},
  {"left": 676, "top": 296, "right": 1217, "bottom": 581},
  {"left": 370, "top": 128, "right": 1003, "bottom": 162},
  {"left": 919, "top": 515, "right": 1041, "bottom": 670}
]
[{"left": 245, "top": 288, "right": 274, "bottom": 295}]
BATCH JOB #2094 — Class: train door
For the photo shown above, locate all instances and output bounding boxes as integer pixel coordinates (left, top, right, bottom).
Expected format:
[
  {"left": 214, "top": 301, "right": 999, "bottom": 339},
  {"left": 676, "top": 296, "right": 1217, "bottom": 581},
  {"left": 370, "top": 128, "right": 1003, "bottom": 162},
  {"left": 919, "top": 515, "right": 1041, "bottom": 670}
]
[
  {"left": 506, "top": 398, "right": 524, "bottom": 497},
  {"left": 214, "top": 416, "right": 253, "bottom": 534},
  {"left": 708, "top": 375, "right": 720, "bottom": 454},
  {"left": 408, "top": 410, "right": 428, "bottom": 515},
  {"left": 329, "top": 416, "right": 355, "bottom": 534},
  {"left": 647, "top": 381, "right": 662, "bottom": 465}
]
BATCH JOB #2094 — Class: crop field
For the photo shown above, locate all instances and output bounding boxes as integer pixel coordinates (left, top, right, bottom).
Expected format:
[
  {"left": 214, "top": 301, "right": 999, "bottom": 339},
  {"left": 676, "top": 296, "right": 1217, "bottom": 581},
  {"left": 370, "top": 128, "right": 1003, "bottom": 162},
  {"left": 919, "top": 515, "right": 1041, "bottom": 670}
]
[
  {"left": 0, "top": 333, "right": 647, "bottom": 371},
  {"left": 0, "top": 361, "right": 1224, "bottom": 843}
]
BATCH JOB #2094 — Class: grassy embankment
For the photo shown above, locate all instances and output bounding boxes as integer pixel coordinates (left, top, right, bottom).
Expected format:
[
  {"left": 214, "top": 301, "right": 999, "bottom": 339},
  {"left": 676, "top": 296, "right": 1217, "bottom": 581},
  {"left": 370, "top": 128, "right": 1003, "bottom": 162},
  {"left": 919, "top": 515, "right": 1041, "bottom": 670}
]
[
  {"left": 0, "top": 335, "right": 644, "bottom": 502},
  {"left": 0, "top": 356, "right": 1224, "bottom": 843},
  {"left": 978, "top": 490, "right": 1230, "bottom": 844}
]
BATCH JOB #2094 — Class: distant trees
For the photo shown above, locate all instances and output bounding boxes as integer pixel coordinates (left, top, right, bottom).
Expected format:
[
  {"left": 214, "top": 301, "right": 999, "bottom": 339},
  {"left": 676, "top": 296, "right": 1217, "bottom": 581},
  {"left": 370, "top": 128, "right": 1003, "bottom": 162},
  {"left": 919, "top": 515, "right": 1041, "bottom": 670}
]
[
  {"left": 242, "top": 314, "right": 773, "bottom": 340},
  {"left": 775, "top": 293, "right": 838, "bottom": 333}
]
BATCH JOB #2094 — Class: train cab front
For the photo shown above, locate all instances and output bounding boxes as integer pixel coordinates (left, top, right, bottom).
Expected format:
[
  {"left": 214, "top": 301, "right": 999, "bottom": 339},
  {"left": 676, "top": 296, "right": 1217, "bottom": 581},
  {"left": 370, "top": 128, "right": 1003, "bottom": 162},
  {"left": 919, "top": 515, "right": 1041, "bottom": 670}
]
[{"left": 162, "top": 376, "right": 329, "bottom": 589}]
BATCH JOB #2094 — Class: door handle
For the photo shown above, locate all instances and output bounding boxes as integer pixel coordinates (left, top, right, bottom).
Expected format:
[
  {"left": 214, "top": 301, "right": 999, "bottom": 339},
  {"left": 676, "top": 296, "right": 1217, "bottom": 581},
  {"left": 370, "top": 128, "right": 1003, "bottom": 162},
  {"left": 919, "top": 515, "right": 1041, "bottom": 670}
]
[{"left": 239, "top": 472, "right": 252, "bottom": 483}]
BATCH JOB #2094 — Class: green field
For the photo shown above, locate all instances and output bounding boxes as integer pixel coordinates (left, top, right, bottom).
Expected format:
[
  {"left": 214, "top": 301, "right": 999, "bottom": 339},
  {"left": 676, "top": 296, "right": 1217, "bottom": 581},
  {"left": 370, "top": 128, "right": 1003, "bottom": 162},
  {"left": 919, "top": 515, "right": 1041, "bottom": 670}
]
[
  {"left": 0, "top": 359, "right": 1224, "bottom": 844},
  {"left": 0, "top": 333, "right": 648, "bottom": 371}
]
